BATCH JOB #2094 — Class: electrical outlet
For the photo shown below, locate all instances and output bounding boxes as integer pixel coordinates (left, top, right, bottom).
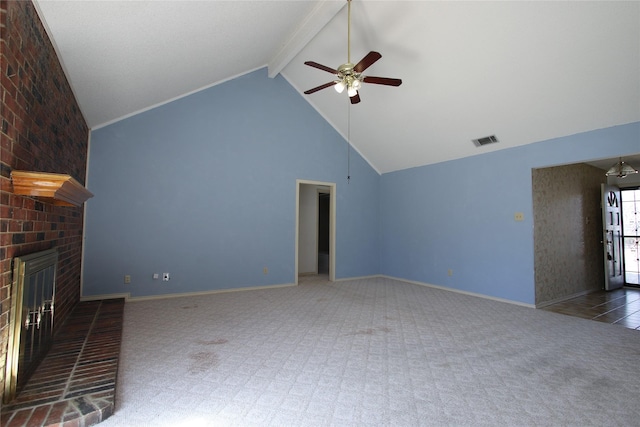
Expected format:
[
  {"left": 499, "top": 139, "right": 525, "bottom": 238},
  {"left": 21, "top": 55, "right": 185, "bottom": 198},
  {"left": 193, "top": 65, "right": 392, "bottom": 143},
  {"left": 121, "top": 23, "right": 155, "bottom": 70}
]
[
  {"left": 153, "top": 273, "right": 159, "bottom": 280},
  {"left": 162, "top": 273, "right": 170, "bottom": 281},
  {"left": 124, "top": 275, "right": 131, "bottom": 284},
  {"left": 447, "top": 269, "right": 453, "bottom": 277},
  {"left": 263, "top": 267, "right": 268, "bottom": 275},
  {"left": 514, "top": 212, "right": 524, "bottom": 221}
]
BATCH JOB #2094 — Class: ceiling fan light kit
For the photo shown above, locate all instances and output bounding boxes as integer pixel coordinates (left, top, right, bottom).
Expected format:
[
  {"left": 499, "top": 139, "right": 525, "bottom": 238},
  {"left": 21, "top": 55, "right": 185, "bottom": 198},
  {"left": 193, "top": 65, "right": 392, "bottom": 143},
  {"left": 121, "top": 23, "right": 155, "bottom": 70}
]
[
  {"left": 303, "top": 0, "right": 402, "bottom": 104},
  {"left": 605, "top": 158, "right": 639, "bottom": 178}
]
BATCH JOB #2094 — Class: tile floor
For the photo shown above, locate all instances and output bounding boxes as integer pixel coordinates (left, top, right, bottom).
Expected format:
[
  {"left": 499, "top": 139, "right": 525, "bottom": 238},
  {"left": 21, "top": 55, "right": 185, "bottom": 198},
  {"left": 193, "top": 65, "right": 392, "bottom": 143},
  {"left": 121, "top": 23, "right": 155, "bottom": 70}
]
[{"left": 542, "top": 287, "right": 640, "bottom": 330}]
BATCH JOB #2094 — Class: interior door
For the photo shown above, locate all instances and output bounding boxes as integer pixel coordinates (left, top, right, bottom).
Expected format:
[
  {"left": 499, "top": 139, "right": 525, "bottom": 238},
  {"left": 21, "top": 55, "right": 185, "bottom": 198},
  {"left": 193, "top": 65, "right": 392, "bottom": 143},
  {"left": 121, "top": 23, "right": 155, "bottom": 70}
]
[
  {"left": 602, "top": 184, "right": 624, "bottom": 290},
  {"left": 317, "top": 192, "right": 330, "bottom": 275}
]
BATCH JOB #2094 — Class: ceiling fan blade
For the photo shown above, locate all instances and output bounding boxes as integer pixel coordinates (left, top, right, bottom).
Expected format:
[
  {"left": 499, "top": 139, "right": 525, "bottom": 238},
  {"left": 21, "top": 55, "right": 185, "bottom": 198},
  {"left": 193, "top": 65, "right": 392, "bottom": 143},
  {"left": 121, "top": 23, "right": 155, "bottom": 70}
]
[
  {"left": 353, "top": 51, "right": 382, "bottom": 73},
  {"left": 304, "top": 61, "right": 338, "bottom": 74},
  {"left": 304, "top": 81, "right": 336, "bottom": 95},
  {"left": 363, "top": 76, "right": 403, "bottom": 87},
  {"left": 350, "top": 92, "right": 361, "bottom": 104}
]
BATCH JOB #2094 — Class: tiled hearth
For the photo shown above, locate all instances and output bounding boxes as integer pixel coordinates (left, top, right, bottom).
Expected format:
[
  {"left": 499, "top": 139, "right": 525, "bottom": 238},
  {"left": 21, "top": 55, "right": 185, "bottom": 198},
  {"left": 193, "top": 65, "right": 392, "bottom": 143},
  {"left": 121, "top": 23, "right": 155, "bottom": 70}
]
[{"left": 2, "top": 299, "right": 124, "bottom": 427}]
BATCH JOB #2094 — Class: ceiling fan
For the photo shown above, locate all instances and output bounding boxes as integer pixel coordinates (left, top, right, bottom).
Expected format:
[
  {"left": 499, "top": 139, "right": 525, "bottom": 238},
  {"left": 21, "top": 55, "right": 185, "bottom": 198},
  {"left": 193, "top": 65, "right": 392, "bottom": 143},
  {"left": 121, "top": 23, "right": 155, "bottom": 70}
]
[{"left": 303, "top": 0, "right": 402, "bottom": 104}]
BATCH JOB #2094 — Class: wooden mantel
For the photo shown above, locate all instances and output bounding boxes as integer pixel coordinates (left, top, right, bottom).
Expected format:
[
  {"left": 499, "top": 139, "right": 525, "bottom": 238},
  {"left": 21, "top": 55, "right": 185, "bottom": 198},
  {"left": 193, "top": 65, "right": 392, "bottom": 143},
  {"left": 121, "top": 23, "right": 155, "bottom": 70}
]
[{"left": 11, "top": 171, "right": 93, "bottom": 207}]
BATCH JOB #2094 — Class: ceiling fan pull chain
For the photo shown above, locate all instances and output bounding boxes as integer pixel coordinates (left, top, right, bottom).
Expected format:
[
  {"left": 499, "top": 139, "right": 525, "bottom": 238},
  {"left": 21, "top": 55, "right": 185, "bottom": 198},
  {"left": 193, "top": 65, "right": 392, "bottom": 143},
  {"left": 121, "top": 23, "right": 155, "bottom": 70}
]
[{"left": 347, "top": 99, "right": 351, "bottom": 183}]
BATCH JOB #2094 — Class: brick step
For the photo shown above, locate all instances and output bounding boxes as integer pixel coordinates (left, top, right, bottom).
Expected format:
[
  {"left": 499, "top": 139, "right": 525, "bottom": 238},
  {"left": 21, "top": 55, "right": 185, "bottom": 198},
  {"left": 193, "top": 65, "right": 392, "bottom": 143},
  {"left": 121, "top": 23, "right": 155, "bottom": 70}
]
[{"left": 2, "top": 299, "right": 125, "bottom": 427}]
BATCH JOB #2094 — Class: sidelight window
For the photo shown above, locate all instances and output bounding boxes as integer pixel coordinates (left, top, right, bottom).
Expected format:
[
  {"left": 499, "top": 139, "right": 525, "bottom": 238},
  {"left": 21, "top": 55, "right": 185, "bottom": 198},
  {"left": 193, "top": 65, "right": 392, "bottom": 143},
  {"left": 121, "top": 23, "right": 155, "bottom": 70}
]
[{"left": 621, "top": 188, "right": 640, "bottom": 285}]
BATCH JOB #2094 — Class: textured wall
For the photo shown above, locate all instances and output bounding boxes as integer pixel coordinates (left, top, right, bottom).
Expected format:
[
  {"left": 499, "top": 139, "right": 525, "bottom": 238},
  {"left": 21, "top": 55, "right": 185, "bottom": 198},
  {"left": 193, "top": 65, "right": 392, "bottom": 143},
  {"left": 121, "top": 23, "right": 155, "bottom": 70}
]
[
  {"left": 0, "top": 0, "right": 89, "bottom": 401},
  {"left": 533, "top": 163, "right": 606, "bottom": 305}
]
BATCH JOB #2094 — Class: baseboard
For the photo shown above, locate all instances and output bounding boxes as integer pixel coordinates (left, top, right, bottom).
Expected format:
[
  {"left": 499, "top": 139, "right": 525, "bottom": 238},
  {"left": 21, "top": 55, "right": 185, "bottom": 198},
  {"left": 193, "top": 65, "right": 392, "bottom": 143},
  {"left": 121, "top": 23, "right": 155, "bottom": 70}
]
[
  {"left": 535, "top": 288, "right": 599, "bottom": 308},
  {"left": 81, "top": 275, "right": 538, "bottom": 308},
  {"left": 80, "top": 293, "right": 131, "bottom": 302},
  {"left": 94, "top": 283, "right": 297, "bottom": 302},
  {"left": 335, "top": 274, "right": 383, "bottom": 282},
  {"left": 380, "top": 275, "right": 536, "bottom": 308}
]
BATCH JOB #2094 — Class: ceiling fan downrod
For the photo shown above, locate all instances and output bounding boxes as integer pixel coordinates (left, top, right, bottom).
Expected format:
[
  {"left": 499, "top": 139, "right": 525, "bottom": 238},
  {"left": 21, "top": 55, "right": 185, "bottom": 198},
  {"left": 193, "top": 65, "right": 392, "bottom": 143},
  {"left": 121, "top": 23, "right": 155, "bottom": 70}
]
[
  {"left": 347, "top": 0, "right": 351, "bottom": 64},
  {"left": 302, "top": 0, "right": 402, "bottom": 104}
]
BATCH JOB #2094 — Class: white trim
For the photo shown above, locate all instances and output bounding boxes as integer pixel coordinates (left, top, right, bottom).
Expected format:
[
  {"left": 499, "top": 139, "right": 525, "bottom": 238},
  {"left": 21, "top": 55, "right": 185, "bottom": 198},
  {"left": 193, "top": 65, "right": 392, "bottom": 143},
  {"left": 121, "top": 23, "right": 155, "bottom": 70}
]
[
  {"left": 335, "top": 274, "right": 382, "bottom": 282},
  {"left": 535, "top": 288, "right": 598, "bottom": 309},
  {"left": 82, "top": 275, "right": 537, "bottom": 309},
  {"left": 80, "top": 282, "right": 297, "bottom": 303},
  {"left": 295, "top": 182, "right": 300, "bottom": 283},
  {"left": 81, "top": 292, "right": 130, "bottom": 302},
  {"left": 295, "top": 179, "right": 336, "bottom": 285},
  {"left": 314, "top": 188, "right": 321, "bottom": 275},
  {"left": 90, "top": 66, "right": 265, "bottom": 130},
  {"left": 79, "top": 131, "right": 91, "bottom": 299},
  {"left": 128, "top": 283, "right": 297, "bottom": 302},
  {"left": 380, "top": 275, "right": 536, "bottom": 309}
]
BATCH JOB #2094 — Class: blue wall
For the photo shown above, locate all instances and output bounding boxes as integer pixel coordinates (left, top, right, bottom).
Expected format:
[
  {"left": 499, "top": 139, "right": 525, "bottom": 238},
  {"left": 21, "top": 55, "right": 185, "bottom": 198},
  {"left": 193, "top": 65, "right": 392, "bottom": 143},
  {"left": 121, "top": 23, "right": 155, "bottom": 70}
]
[
  {"left": 83, "top": 69, "right": 380, "bottom": 297},
  {"left": 380, "top": 122, "right": 639, "bottom": 305},
  {"left": 84, "top": 65, "right": 638, "bottom": 304}
]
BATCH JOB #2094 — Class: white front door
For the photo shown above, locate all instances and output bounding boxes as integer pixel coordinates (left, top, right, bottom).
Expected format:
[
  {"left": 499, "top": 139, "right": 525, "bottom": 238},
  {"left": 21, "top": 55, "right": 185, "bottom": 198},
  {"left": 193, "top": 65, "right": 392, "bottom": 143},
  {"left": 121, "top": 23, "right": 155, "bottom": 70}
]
[{"left": 602, "top": 184, "right": 624, "bottom": 290}]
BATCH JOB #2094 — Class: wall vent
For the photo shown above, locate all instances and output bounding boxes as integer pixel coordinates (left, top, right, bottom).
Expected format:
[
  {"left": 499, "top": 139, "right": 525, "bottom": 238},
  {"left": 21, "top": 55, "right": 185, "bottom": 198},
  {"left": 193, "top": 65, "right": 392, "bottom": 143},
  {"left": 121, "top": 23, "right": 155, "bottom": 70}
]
[{"left": 472, "top": 135, "right": 499, "bottom": 147}]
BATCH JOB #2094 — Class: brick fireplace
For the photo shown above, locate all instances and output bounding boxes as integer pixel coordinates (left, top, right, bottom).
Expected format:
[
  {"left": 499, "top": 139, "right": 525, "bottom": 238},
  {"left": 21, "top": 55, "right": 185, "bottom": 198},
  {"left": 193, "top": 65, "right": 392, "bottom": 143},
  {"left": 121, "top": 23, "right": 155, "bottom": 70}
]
[
  {"left": 1, "top": 0, "right": 90, "bottom": 406},
  {"left": 1, "top": 298, "right": 124, "bottom": 427}
]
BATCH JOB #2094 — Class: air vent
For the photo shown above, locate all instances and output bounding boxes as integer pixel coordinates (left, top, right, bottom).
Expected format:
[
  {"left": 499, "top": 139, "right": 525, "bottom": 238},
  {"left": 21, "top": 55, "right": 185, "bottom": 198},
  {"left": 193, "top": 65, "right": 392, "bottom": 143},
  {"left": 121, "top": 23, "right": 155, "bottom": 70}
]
[{"left": 472, "top": 135, "right": 499, "bottom": 147}]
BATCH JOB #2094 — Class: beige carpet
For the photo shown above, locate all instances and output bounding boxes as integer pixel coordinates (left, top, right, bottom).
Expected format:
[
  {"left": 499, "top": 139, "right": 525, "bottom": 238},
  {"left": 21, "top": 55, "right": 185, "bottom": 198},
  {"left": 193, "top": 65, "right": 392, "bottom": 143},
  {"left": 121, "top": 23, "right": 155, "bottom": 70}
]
[{"left": 99, "top": 276, "right": 640, "bottom": 426}]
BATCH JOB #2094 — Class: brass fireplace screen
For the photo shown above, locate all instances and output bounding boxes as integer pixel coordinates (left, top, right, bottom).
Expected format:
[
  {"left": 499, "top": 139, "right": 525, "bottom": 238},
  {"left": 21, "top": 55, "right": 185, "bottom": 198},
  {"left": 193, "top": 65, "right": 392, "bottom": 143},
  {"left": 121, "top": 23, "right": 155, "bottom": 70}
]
[{"left": 4, "top": 249, "right": 58, "bottom": 403}]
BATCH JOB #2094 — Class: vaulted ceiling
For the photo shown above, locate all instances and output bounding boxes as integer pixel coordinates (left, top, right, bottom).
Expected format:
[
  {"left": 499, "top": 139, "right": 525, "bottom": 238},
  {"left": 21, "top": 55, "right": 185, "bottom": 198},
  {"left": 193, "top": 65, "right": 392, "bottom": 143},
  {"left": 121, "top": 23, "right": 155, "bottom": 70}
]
[{"left": 34, "top": 0, "right": 640, "bottom": 174}]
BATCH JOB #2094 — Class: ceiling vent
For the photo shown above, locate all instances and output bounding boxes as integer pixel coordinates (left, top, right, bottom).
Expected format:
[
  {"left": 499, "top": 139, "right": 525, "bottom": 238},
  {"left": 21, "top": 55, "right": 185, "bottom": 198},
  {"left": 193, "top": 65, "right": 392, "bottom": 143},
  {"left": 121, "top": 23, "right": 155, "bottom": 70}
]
[{"left": 472, "top": 135, "right": 499, "bottom": 147}]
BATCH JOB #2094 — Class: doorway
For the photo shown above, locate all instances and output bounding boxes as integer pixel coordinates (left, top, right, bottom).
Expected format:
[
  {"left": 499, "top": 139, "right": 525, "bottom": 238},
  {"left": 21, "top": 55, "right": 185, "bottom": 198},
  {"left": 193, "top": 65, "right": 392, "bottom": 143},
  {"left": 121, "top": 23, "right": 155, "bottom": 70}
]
[{"left": 295, "top": 180, "right": 336, "bottom": 284}]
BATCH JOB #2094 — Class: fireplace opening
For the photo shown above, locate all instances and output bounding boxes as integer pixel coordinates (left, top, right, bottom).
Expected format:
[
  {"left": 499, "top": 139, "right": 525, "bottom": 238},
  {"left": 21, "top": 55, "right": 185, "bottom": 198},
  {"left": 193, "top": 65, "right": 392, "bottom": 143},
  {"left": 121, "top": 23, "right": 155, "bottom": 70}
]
[{"left": 4, "top": 248, "right": 58, "bottom": 403}]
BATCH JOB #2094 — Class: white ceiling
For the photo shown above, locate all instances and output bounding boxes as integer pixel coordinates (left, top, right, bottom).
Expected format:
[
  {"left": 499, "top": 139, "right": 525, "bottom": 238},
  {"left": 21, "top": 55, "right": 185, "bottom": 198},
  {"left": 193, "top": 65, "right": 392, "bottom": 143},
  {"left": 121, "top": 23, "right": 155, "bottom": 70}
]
[{"left": 34, "top": 0, "right": 640, "bottom": 174}]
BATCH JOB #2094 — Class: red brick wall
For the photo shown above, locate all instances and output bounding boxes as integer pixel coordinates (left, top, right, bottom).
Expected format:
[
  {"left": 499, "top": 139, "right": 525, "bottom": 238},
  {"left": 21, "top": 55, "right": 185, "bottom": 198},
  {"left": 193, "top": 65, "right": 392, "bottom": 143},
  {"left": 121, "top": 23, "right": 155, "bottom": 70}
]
[{"left": 1, "top": 0, "right": 89, "bottom": 401}]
